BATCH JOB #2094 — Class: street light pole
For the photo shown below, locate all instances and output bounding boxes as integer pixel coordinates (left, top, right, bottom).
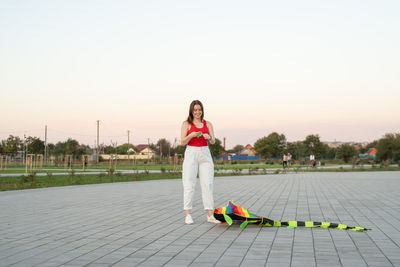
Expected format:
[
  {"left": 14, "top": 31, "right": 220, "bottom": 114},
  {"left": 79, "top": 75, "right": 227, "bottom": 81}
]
[{"left": 127, "top": 130, "right": 130, "bottom": 162}]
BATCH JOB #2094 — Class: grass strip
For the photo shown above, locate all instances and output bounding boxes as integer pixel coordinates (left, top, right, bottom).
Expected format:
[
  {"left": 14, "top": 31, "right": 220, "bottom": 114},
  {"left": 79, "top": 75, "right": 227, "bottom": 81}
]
[{"left": 1, "top": 166, "right": 399, "bottom": 192}]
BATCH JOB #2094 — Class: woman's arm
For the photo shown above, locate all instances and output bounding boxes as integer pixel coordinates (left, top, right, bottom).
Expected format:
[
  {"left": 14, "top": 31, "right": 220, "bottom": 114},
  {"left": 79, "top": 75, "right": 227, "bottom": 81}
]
[
  {"left": 205, "top": 121, "right": 216, "bottom": 144},
  {"left": 181, "top": 121, "right": 199, "bottom": 146}
]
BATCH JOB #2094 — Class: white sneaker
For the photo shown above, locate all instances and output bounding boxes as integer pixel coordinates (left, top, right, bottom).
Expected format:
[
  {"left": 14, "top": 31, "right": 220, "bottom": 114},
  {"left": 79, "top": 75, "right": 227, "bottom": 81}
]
[
  {"left": 207, "top": 215, "right": 221, "bottom": 224},
  {"left": 185, "top": 214, "right": 194, "bottom": 224}
]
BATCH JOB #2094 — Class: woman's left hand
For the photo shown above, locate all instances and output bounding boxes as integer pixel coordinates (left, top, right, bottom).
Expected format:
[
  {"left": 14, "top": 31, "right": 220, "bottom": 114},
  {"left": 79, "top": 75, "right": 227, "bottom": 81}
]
[{"left": 203, "top": 134, "right": 211, "bottom": 140}]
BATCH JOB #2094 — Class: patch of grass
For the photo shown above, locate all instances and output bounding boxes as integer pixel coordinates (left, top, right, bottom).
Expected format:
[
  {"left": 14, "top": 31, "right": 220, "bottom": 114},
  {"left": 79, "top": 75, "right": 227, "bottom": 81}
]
[
  {"left": 1, "top": 165, "right": 399, "bottom": 192},
  {"left": 0, "top": 171, "right": 184, "bottom": 191}
]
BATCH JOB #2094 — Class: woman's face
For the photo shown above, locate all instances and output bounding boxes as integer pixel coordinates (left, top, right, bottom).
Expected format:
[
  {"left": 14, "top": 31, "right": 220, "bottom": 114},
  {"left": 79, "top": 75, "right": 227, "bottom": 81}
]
[{"left": 192, "top": 104, "right": 203, "bottom": 120}]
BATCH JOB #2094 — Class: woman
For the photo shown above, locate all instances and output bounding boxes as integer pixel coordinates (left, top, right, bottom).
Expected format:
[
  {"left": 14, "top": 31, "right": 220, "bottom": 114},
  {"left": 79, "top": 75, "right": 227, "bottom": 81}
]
[
  {"left": 181, "top": 100, "right": 220, "bottom": 224},
  {"left": 282, "top": 153, "right": 288, "bottom": 169}
]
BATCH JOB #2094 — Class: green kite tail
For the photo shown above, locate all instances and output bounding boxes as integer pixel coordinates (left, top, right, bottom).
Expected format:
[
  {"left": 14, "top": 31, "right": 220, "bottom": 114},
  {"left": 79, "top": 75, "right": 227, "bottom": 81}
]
[{"left": 214, "top": 201, "right": 371, "bottom": 232}]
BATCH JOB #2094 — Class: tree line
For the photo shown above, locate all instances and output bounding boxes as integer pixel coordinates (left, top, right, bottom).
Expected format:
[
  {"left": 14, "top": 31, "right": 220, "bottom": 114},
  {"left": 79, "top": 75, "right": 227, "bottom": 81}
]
[
  {"left": 0, "top": 135, "right": 90, "bottom": 158},
  {"left": 251, "top": 132, "right": 400, "bottom": 163},
  {"left": 0, "top": 135, "right": 192, "bottom": 160},
  {"left": 128, "top": 133, "right": 400, "bottom": 164},
  {"left": 1, "top": 132, "right": 399, "bottom": 163}
]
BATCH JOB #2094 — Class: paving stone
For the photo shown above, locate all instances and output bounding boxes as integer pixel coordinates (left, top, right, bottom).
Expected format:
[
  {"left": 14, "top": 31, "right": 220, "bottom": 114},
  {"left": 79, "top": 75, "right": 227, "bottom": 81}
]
[{"left": 1, "top": 172, "right": 400, "bottom": 266}]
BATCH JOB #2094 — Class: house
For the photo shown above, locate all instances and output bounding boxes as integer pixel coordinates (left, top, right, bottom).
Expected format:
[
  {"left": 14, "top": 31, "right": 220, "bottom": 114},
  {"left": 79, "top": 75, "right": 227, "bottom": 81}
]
[
  {"left": 219, "top": 151, "right": 228, "bottom": 157},
  {"left": 359, "top": 148, "right": 377, "bottom": 161},
  {"left": 100, "top": 144, "right": 155, "bottom": 160},
  {"left": 238, "top": 144, "right": 257, "bottom": 156},
  {"left": 367, "top": 148, "right": 377, "bottom": 159},
  {"left": 136, "top": 144, "right": 155, "bottom": 158}
]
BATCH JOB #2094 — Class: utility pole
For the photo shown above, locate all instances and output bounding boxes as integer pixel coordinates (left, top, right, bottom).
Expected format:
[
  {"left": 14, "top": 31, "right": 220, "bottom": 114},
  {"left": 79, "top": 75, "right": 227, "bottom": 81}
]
[
  {"left": 23, "top": 132, "right": 27, "bottom": 164},
  {"left": 96, "top": 120, "right": 100, "bottom": 164},
  {"left": 127, "top": 130, "right": 130, "bottom": 161},
  {"left": 159, "top": 143, "right": 162, "bottom": 162},
  {"left": 44, "top": 125, "right": 48, "bottom": 164},
  {"left": 148, "top": 138, "right": 151, "bottom": 163}
]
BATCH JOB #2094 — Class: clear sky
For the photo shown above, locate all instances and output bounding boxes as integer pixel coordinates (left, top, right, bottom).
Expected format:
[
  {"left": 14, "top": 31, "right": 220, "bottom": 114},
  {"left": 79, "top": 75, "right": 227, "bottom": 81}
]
[{"left": 1, "top": 0, "right": 399, "bottom": 149}]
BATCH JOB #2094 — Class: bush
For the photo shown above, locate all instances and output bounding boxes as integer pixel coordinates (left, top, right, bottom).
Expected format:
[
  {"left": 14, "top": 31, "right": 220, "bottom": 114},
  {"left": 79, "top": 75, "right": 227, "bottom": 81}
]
[
  {"left": 380, "top": 160, "right": 389, "bottom": 168},
  {"left": 232, "top": 169, "right": 241, "bottom": 175},
  {"left": 21, "top": 174, "right": 35, "bottom": 183}
]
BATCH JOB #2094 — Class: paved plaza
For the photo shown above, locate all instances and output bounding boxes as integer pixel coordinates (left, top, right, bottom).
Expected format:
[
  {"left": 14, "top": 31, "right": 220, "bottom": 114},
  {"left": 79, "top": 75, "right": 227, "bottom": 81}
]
[{"left": 1, "top": 171, "right": 400, "bottom": 267}]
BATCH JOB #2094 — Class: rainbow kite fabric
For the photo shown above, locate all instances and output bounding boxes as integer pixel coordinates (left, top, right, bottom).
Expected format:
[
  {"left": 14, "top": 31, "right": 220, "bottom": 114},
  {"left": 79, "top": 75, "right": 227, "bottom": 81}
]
[{"left": 214, "top": 201, "right": 370, "bottom": 232}]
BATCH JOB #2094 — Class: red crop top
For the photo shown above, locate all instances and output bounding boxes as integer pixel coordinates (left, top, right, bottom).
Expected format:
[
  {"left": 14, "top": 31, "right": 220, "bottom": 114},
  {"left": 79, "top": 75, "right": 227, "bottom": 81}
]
[{"left": 187, "top": 120, "right": 210, "bottom": 147}]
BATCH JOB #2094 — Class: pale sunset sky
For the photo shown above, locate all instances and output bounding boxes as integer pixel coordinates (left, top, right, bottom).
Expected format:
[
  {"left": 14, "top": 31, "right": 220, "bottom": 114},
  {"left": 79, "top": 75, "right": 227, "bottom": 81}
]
[{"left": 1, "top": 0, "right": 399, "bottom": 149}]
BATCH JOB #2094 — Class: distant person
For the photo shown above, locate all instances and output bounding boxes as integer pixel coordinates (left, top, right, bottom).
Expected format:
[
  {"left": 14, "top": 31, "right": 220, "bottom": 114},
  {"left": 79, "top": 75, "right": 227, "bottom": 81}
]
[
  {"left": 287, "top": 153, "right": 292, "bottom": 167},
  {"left": 180, "top": 100, "right": 220, "bottom": 225},
  {"left": 310, "top": 154, "right": 316, "bottom": 168},
  {"left": 282, "top": 153, "right": 288, "bottom": 168}
]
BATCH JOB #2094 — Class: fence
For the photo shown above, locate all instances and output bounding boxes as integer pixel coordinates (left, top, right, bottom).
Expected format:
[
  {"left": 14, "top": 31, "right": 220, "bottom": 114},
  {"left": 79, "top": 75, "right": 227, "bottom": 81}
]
[{"left": 216, "top": 155, "right": 263, "bottom": 160}]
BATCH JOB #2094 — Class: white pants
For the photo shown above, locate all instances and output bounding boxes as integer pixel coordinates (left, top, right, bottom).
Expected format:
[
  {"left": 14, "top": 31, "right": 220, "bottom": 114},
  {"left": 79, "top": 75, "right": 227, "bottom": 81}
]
[{"left": 182, "top": 146, "right": 214, "bottom": 210}]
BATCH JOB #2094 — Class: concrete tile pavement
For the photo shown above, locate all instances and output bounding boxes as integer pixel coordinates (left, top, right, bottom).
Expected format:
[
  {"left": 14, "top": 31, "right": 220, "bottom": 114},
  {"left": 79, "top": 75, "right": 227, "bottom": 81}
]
[{"left": 1, "top": 171, "right": 400, "bottom": 266}]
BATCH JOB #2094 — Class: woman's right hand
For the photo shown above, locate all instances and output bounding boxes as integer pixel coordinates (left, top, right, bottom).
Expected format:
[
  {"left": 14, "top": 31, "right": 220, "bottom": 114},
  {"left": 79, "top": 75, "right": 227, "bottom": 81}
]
[{"left": 190, "top": 131, "right": 200, "bottom": 138}]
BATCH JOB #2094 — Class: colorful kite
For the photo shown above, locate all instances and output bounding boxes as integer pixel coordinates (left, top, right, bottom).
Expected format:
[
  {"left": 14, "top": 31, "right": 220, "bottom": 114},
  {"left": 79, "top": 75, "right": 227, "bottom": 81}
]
[{"left": 214, "top": 201, "right": 370, "bottom": 232}]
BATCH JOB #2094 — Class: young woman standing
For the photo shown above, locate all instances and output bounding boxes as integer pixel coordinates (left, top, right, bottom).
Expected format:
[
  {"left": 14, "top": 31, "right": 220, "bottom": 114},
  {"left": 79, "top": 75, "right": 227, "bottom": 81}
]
[{"left": 180, "top": 100, "right": 220, "bottom": 224}]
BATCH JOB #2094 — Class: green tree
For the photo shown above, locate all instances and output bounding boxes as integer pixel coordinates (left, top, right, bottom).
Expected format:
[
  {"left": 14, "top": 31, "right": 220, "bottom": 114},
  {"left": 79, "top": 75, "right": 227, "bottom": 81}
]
[
  {"left": 4, "top": 135, "right": 23, "bottom": 155},
  {"left": 303, "top": 134, "right": 328, "bottom": 159},
  {"left": 76, "top": 144, "right": 89, "bottom": 157},
  {"left": 156, "top": 138, "right": 172, "bottom": 158},
  {"left": 26, "top": 136, "right": 45, "bottom": 154},
  {"left": 103, "top": 145, "right": 115, "bottom": 154},
  {"left": 65, "top": 139, "right": 79, "bottom": 154},
  {"left": 254, "top": 132, "right": 286, "bottom": 158},
  {"left": 231, "top": 144, "right": 244, "bottom": 154},
  {"left": 54, "top": 139, "right": 84, "bottom": 156},
  {"left": 366, "top": 140, "right": 378, "bottom": 150},
  {"left": 116, "top": 143, "right": 138, "bottom": 155},
  {"left": 47, "top": 143, "right": 56, "bottom": 156},
  {"left": 336, "top": 144, "right": 358, "bottom": 163},
  {"left": 148, "top": 143, "right": 156, "bottom": 151},
  {"left": 55, "top": 142, "right": 65, "bottom": 155},
  {"left": 286, "top": 141, "right": 306, "bottom": 160},
  {"left": 377, "top": 133, "right": 400, "bottom": 162},
  {"left": 209, "top": 138, "right": 225, "bottom": 158},
  {"left": 326, "top": 147, "right": 337, "bottom": 160},
  {"left": 174, "top": 145, "right": 186, "bottom": 156},
  {"left": 0, "top": 140, "right": 5, "bottom": 154}
]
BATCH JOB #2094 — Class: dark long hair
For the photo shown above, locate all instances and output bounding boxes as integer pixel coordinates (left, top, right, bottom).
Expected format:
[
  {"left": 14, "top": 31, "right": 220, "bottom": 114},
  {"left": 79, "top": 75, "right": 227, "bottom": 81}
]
[{"left": 186, "top": 100, "right": 204, "bottom": 124}]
